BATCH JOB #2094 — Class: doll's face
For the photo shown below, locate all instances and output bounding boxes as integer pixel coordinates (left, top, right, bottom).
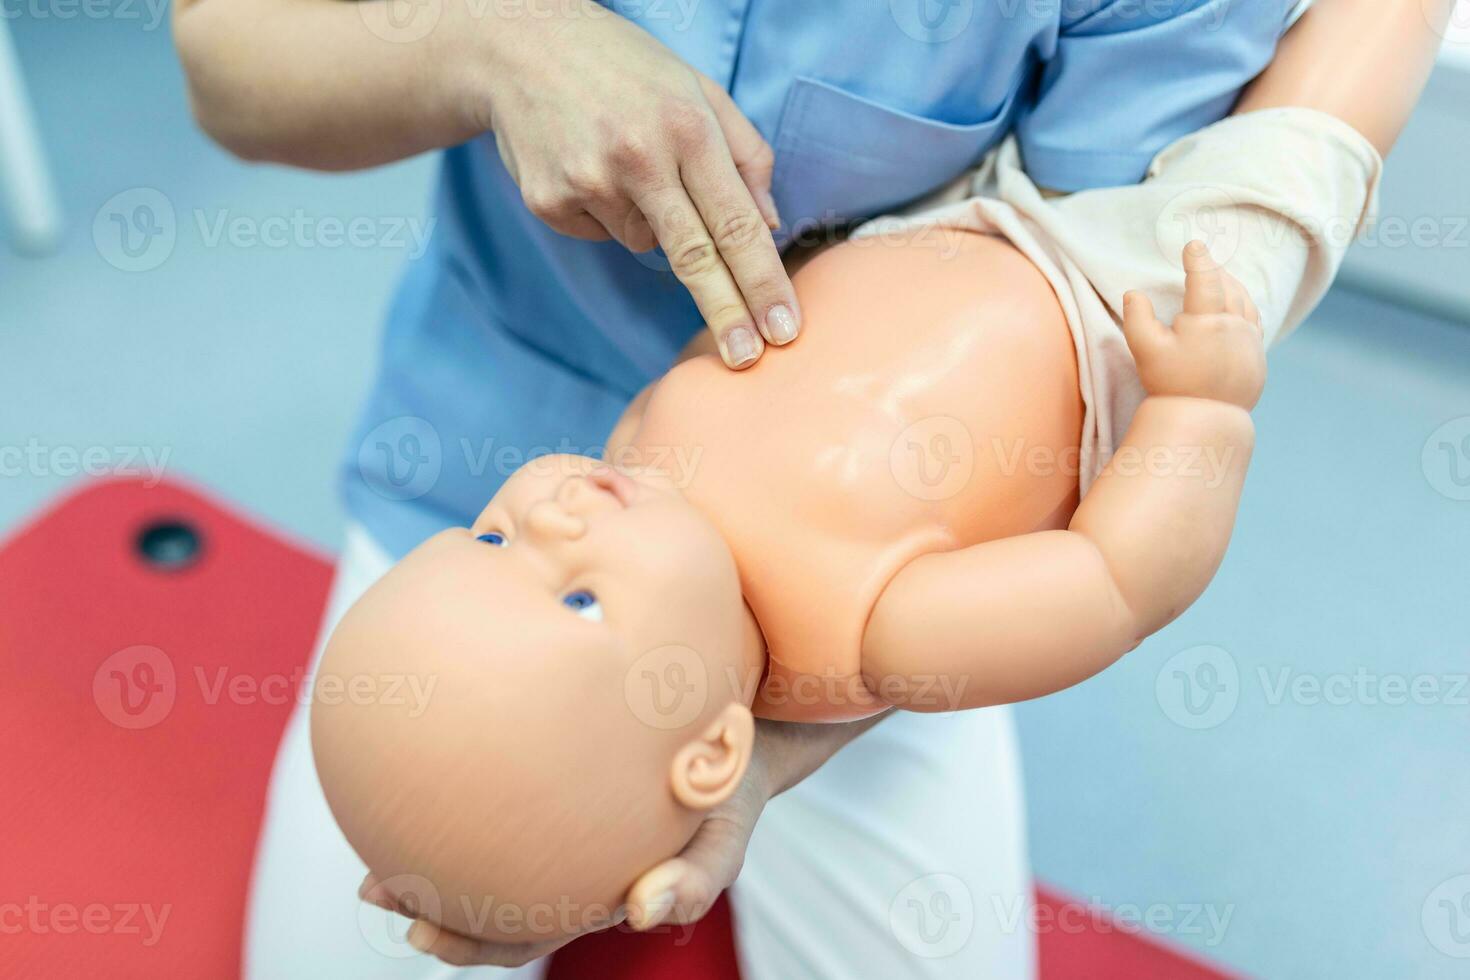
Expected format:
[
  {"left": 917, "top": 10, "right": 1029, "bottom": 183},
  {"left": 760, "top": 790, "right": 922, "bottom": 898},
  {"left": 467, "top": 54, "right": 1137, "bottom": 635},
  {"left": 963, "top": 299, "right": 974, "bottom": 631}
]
[
  {"left": 311, "top": 455, "right": 758, "bottom": 945},
  {"left": 465, "top": 454, "right": 734, "bottom": 638}
]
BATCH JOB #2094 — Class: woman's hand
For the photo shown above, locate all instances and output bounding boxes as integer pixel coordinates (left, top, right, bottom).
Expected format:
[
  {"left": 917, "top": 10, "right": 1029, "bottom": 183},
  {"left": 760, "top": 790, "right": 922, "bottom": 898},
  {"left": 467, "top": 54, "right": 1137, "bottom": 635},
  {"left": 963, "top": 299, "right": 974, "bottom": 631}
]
[
  {"left": 476, "top": 3, "right": 800, "bottom": 368},
  {"left": 361, "top": 711, "right": 889, "bottom": 967}
]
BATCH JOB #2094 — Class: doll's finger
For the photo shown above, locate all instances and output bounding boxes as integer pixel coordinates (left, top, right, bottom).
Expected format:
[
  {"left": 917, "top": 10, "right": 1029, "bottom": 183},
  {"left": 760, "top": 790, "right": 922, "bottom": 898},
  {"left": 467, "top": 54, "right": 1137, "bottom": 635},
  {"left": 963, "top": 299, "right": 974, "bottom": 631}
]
[
  {"left": 1121, "top": 291, "right": 1170, "bottom": 361},
  {"left": 1181, "top": 240, "right": 1228, "bottom": 315}
]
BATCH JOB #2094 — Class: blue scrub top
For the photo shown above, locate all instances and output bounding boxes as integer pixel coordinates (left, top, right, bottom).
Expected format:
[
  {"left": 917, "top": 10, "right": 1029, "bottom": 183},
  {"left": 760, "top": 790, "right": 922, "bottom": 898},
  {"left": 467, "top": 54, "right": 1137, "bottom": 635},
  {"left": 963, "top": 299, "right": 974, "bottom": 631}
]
[{"left": 345, "top": 0, "right": 1299, "bottom": 558}]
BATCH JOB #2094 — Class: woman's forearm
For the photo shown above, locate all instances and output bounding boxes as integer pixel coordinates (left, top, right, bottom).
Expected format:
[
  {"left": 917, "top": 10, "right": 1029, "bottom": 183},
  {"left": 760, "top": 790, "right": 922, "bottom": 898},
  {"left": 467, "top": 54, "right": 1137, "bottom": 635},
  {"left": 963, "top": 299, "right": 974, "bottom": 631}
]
[
  {"left": 1235, "top": 0, "right": 1454, "bottom": 155},
  {"left": 174, "top": 0, "right": 516, "bottom": 169}
]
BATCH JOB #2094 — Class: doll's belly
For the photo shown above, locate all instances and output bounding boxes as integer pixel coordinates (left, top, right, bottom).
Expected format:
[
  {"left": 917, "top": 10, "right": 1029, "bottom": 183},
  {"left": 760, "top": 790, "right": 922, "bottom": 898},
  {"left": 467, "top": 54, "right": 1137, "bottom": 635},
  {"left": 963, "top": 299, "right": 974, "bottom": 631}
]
[
  {"left": 645, "top": 230, "right": 1084, "bottom": 721},
  {"left": 754, "top": 232, "right": 1085, "bottom": 720}
]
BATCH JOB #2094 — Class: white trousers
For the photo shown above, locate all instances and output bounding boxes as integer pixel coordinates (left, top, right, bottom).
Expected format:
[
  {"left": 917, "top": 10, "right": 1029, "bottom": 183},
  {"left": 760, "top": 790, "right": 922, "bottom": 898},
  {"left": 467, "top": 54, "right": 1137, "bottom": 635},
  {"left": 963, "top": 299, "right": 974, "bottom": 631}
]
[{"left": 244, "top": 526, "right": 1036, "bottom": 979}]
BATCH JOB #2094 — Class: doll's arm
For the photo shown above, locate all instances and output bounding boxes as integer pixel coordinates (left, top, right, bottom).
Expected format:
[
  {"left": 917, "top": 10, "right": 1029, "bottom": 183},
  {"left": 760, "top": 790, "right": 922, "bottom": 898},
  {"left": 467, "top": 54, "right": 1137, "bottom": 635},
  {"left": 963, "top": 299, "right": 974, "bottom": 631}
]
[
  {"left": 1234, "top": 0, "right": 1454, "bottom": 156},
  {"left": 862, "top": 242, "right": 1263, "bottom": 711}
]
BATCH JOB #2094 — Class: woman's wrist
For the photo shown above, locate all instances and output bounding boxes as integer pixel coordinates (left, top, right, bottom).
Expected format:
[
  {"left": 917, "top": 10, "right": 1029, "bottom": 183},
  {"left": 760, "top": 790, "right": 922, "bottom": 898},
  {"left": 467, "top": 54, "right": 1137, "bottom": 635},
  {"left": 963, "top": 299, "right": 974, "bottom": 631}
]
[
  {"left": 755, "top": 711, "right": 891, "bottom": 799},
  {"left": 447, "top": 0, "right": 613, "bottom": 136}
]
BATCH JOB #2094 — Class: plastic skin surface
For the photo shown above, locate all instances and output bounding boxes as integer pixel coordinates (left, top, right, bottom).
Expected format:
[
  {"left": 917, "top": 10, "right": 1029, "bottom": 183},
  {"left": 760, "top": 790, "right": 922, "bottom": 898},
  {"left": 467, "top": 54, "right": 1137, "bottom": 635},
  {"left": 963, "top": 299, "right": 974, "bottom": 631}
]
[{"left": 312, "top": 226, "right": 1263, "bottom": 945}]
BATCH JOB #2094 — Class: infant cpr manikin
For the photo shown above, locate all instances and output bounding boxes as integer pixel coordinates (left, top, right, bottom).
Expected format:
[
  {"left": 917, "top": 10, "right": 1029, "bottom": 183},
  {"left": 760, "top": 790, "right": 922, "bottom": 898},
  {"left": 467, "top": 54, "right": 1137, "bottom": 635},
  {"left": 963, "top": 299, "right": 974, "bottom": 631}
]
[{"left": 312, "top": 228, "right": 1263, "bottom": 944}]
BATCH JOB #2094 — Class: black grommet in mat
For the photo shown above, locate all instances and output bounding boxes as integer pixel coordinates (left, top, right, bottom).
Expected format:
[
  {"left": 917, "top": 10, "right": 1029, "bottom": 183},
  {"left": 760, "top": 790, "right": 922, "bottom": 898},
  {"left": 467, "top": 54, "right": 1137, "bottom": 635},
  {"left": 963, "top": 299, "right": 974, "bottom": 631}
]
[{"left": 135, "top": 519, "right": 203, "bottom": 571}]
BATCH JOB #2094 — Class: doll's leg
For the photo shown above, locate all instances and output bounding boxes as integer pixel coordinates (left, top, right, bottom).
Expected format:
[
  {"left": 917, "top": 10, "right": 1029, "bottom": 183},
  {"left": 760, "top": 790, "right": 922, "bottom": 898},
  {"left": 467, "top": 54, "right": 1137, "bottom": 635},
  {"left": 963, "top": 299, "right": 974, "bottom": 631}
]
[
  {"left": 729, "top": 707, "right": 1035, "bottom": 979},
  {"left": 243, "top": 525, "right": 546, "bottom": 980}
]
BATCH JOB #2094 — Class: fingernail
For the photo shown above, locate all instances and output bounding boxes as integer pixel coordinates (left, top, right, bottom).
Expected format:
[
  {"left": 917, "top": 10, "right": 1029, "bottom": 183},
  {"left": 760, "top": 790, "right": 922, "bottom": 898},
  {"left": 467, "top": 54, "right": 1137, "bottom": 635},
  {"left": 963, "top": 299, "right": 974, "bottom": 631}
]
[
  {"left": 406, "top": 920, "right": 435, "bottom": 953},
  {"left": 756, "top": 188, "right": 781, "bottom": 229},
  {"left": 764, "top": 304, "right": 798, "bottom": 344},
  {"left": 725, "top": 326, "right": 760, "bottom": 367},
  {"left": 634, "top": 891, "right": 676, "bottom": 931},
  {"left": 1187, "top": 240, "right": 1208, "bottom": 256}
]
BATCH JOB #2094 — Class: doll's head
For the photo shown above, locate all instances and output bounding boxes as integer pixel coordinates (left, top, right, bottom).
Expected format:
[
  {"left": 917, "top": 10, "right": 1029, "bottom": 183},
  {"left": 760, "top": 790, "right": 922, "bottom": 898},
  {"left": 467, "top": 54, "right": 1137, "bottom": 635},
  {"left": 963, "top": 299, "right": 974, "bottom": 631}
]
[{"left": 311, "top": 454, "right": 762, "bottom": 945}]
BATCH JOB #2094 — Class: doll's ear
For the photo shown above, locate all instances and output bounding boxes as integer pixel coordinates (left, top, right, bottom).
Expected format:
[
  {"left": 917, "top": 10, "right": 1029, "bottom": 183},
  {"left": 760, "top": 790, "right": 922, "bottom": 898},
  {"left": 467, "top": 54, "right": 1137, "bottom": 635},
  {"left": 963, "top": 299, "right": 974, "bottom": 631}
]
[{"left": 669, "top": 702, "right": 755, "bottom": 812}]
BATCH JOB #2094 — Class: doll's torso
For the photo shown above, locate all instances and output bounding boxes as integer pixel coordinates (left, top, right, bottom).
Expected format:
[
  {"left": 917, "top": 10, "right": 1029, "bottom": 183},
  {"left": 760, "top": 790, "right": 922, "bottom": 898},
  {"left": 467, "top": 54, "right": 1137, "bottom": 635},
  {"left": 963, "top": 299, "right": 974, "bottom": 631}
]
[{"left": 633, "top": 230, "right": 1083, "bottom": 720}]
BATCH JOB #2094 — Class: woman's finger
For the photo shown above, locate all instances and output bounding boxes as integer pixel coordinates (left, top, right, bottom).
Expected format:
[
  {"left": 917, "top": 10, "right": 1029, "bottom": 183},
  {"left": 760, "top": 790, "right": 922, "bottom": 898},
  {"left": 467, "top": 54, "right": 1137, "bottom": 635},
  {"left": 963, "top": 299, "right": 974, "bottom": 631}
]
[
  {"left": 636, "top": 180, "right": 765, "bottom": 368},
  {"left": 697, "top": 73, "right": 780, "bottom": 229},
  {"left": 681, "top": 136, "right": 801, "bottom": 347},
  {"left": 404, "top": 919, "right": 572, "bottom": 968},
  {"left": 627, "top": 811, "right": 758, "bottom": 930}
]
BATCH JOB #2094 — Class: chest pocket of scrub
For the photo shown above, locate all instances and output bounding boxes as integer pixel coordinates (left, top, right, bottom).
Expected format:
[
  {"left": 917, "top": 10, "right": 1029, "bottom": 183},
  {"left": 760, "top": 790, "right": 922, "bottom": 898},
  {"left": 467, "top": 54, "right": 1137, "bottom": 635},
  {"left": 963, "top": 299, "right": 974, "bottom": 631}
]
[{"left": 770, "top": 77, "right": 1017, "bottom": 235}]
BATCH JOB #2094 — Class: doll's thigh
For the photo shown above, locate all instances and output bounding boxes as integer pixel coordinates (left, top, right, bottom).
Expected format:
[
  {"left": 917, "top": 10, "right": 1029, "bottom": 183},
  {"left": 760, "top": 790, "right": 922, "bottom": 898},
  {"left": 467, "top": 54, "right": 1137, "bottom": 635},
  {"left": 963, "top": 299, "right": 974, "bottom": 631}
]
[
  {"left": 243, "top": 526, "right": 546, "bottom": 980},
  {"left": 729, "top": 707, "right": 1036, "bottom": 979}
]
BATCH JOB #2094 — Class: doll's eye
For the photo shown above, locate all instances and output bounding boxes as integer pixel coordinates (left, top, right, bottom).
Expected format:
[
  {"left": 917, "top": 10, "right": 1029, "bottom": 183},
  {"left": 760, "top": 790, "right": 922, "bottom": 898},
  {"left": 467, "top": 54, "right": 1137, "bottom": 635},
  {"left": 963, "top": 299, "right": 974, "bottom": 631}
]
[
  {"left": 562, "top": 590, "right": 602, "bottom": 622},
  {"left": 477, "top": 532, "right": 508, "bottom": 547}
]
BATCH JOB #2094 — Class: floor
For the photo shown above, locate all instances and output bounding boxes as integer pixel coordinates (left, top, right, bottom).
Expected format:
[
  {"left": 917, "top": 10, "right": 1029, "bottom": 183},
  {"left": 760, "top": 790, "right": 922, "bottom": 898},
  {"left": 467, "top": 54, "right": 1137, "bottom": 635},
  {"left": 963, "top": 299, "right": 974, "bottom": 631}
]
[{"left": 4, "top": 13, "right": 1468, "bottom": 980}]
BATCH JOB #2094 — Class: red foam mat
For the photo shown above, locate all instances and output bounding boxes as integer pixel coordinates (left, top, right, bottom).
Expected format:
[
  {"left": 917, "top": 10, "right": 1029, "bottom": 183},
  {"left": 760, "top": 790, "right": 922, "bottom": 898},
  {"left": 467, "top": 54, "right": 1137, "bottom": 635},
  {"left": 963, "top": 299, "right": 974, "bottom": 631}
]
[{"left": 0, "top": 478, "right": 1240, "bottom": 979}]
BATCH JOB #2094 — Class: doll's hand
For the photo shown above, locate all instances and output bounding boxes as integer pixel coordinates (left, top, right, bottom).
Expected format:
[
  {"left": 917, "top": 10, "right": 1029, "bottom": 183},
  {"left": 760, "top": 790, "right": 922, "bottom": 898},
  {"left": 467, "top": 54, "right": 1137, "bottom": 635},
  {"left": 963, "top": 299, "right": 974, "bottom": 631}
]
[{"left": 1122, "top": 241, "right": 1267, "bottom": 411}]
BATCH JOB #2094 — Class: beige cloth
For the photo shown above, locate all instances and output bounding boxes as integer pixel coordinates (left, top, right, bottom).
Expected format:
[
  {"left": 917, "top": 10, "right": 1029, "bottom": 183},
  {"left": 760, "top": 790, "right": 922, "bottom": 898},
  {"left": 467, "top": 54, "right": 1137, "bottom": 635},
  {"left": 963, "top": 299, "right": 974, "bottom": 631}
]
[{"left": 855, "top": 107, "right": 1383, "bottom": 492}]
